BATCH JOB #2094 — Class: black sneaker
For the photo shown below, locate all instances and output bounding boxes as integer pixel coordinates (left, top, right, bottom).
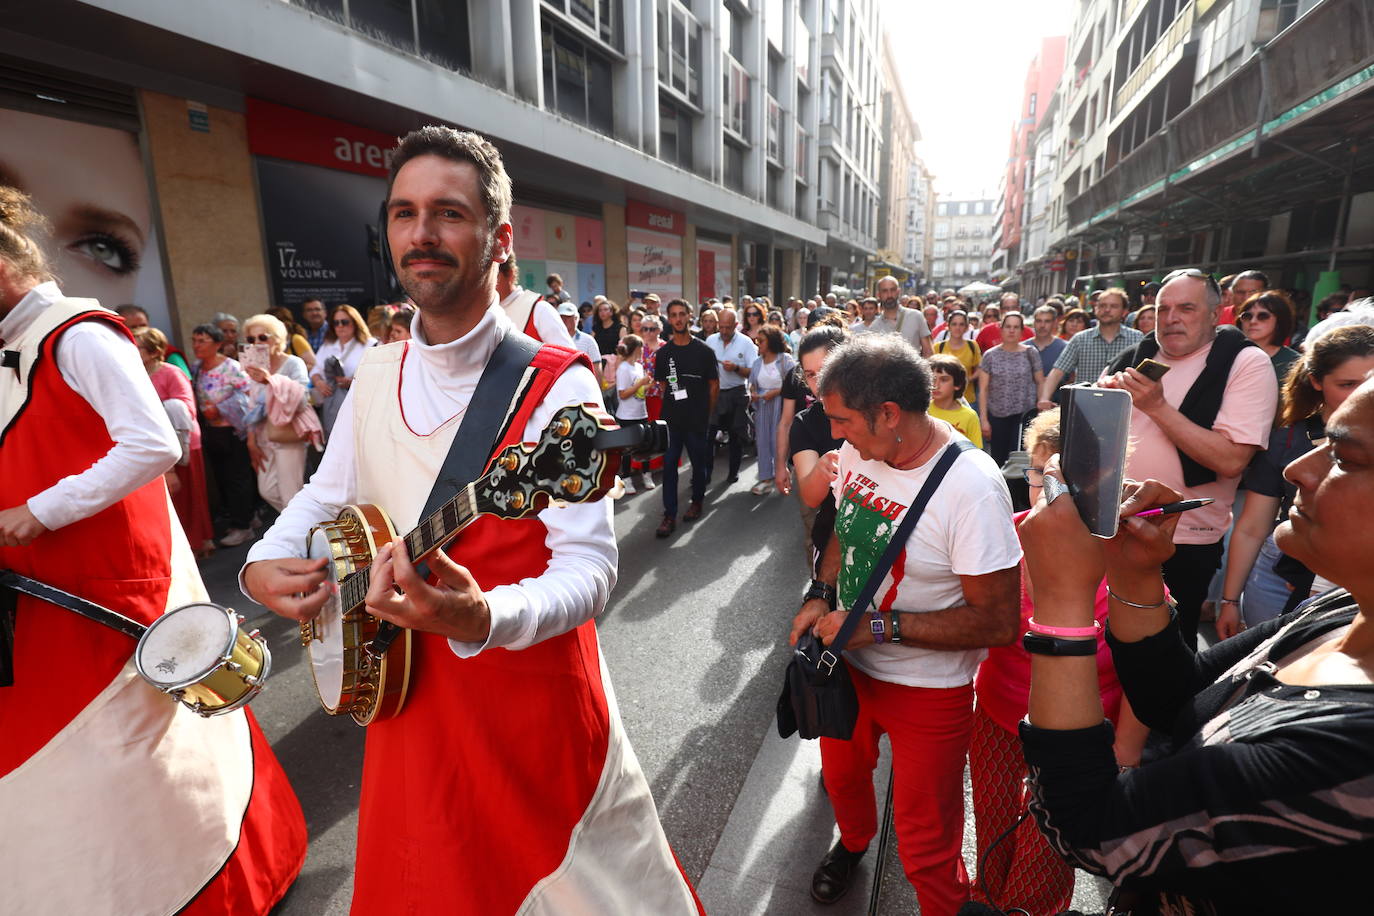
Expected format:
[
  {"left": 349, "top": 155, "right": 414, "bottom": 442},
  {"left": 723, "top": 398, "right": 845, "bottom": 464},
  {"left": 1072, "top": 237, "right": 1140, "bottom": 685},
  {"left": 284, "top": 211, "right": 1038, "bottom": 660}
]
[{"left": 810, "top": 839, "right": 868, "bottom": 904}]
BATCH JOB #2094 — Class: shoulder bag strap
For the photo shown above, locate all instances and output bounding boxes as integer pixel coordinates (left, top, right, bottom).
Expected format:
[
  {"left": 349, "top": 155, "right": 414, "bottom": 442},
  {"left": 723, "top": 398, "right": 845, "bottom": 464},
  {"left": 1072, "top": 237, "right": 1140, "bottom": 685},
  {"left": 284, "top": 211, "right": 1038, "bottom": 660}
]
[{"left": 819, "top": 439, "right": 976, "bottom": 672}]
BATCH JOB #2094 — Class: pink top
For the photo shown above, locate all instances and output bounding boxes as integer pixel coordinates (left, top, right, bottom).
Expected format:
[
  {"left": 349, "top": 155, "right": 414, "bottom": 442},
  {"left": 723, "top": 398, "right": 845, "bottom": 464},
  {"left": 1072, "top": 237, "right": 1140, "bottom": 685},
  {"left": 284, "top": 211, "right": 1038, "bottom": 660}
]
[
  {"left": 975, "top": 510, "right": 1124, "bottom": 734},
  {"left": 1122, "top": 340, "right": 1276, "bottom": 544},
  {"left": 150, "top": 362, "right": 200, "bottom": 450}
]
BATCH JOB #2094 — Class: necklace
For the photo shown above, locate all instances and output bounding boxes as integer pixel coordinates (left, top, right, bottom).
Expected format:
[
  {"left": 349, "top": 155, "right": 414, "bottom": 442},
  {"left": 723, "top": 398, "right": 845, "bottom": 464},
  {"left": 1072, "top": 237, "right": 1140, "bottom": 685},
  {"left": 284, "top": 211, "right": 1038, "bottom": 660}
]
[{"left": 891, "top": 420, "right": 938, "bottom": 469}]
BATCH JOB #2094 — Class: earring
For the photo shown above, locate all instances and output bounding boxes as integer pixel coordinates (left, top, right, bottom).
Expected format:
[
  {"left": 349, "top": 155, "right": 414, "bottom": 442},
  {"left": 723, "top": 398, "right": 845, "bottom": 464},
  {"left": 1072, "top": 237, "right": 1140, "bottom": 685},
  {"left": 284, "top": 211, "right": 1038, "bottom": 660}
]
[{"left": 895, "top": 433, "right": 903, "bottom": 444}]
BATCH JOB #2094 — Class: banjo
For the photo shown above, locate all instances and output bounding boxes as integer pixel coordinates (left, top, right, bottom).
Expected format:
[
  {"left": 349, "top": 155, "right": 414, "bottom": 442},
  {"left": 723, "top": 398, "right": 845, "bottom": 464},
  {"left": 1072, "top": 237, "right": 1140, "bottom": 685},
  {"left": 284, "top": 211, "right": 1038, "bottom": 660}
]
[{"left": 302, "top": 402, "right": 623, "bottom": 725}]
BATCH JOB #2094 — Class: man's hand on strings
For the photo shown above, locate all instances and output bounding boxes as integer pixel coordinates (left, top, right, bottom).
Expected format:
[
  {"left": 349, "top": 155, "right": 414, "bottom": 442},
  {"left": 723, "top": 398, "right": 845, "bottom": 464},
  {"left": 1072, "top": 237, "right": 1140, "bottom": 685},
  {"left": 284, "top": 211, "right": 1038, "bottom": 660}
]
[{"left": 365, "top": 539, "right": 492, "bottom": 643}]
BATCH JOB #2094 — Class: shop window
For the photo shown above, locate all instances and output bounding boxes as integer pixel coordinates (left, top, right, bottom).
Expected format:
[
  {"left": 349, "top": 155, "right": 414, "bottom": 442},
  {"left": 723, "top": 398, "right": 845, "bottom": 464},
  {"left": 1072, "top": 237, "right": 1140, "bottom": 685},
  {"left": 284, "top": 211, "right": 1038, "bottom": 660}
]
[
  {"left": 542, "top": 23, "right": 615, "bottom": 134},
  {"left": 417, "top": 0, "right": 471, "bottom": 70},
  {"left": 659, "top": 98, "right": 694, "bottom": 170},
  {"left": 348, "top": 0, "right": 415, "bottom": 52}
]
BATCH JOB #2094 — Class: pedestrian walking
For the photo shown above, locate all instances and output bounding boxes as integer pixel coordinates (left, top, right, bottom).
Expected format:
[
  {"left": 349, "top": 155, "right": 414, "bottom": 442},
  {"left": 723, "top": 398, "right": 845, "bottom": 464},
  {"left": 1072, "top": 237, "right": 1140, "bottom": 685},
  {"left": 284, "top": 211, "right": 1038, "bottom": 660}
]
[
  {"left": 976, "top": 313, "right": 1044, "bottom": 467},
  {"left": 655, "top": 298, "right": 718, "bottom": 537},
  {"left": 748, "top": 326, "right": 794, "bottom": 495}
]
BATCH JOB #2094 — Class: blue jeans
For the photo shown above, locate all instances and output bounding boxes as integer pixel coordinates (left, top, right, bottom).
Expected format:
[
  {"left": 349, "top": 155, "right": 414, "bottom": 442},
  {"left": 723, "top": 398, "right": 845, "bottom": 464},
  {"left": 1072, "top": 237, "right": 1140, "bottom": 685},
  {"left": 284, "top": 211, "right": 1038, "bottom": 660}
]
[
  {"left": 1243, "top": 534, "right": 1296, "bottom": 627},
  {"left": 662, "top": 427, "right": 711, "bottom": 518}
]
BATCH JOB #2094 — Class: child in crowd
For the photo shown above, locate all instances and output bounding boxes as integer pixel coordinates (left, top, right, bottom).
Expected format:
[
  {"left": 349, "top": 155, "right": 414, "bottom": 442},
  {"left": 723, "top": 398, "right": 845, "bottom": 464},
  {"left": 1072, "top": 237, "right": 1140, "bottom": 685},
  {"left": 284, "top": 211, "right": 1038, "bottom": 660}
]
[{"left": 926, "top": 354, "right": 983, "bottom": 448}]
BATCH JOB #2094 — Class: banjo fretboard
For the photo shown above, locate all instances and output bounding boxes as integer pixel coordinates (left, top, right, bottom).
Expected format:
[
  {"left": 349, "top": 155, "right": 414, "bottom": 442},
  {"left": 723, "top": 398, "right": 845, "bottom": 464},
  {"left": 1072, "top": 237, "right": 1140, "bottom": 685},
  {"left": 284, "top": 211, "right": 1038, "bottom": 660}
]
[{"left": 337, "top": 486, "right": 480, "bottom": 611}]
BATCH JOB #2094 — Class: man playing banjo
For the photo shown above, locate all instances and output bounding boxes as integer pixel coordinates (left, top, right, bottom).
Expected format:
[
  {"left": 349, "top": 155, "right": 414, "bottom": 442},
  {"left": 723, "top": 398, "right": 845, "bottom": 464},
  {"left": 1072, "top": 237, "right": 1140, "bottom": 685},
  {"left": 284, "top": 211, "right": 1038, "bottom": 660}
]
[
  {"left": 243, "top": 127, "right": 702, "bottom": 915},
  {"left": 0, "top": 185, "right": 307, "bottom": 915}
]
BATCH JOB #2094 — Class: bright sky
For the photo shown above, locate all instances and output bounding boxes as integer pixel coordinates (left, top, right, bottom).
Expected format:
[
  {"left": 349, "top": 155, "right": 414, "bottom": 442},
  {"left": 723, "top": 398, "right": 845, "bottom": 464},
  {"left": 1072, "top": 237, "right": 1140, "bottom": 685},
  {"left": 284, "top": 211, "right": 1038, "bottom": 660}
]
[{"left": 884, "top": 0, "right": 1075, "bottom": 200}]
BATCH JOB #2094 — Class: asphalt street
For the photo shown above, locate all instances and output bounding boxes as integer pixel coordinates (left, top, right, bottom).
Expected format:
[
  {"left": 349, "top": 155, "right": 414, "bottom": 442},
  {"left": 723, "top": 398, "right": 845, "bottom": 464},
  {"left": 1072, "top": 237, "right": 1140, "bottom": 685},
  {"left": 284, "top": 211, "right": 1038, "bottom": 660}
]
[{"left": 201, "top": 449, "right": 1108, "bottom": 915}]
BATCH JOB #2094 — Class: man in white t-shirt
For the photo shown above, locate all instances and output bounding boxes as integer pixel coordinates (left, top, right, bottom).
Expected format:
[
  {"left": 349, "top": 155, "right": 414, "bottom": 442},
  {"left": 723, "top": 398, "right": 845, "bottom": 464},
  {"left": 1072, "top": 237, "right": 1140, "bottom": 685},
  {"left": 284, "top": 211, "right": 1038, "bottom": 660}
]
[{"left": 790, "top": 334, "right": 1020, "bottom": 913}]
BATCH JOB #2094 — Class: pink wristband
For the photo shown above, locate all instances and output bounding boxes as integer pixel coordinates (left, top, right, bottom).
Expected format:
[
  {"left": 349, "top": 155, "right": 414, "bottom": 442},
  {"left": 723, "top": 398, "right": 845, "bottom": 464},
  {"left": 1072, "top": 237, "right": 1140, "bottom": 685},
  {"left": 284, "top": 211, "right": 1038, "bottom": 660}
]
[{"left": 1026, "top": 618, "right": 1101, "bottom": 638}]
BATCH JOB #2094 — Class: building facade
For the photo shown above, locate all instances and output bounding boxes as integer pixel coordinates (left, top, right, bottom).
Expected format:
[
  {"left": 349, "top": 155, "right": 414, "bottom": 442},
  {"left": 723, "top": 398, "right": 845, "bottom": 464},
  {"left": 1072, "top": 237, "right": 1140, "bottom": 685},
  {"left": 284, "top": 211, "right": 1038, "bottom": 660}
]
[
  {"left": 930, "top": 196, "right": 998, "bottom": 291},
  {"left": 1, "top": 0, "right": 864, "bottom": 343},
  {"left": 875, "top": 31, "right": 921, "bottom": 287},
  {"left": 904, "top": 159, "right": 938, "bottom": 286},
  {"left": 1014, "top": 0, "right": 1373, "bottom": 310},
  {"left": 993, "top": 36, "right": 1066, "bottom": 281}
]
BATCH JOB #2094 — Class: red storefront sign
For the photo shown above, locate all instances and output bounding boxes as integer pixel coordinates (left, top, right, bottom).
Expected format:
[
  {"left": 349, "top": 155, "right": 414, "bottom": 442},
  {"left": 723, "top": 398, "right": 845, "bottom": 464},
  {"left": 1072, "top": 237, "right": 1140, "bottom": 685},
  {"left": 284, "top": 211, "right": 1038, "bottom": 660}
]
[
  {"left": 245, "top": 97, "right": 397, "bottom": 178},
  {"left": 626, "top": 199, "right": 685, "bottom": 236},
  {"left": 1049, "top": 257, "right": 1066, "bottom": 272}
]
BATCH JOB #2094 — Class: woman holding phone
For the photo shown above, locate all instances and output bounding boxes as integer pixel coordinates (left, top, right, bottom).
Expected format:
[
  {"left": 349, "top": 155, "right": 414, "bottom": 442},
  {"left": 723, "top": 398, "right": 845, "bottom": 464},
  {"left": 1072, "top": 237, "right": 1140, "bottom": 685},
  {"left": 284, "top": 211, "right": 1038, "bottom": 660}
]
[{"left": 1016, "top": 376, "right": 1374, "bottom": 912}]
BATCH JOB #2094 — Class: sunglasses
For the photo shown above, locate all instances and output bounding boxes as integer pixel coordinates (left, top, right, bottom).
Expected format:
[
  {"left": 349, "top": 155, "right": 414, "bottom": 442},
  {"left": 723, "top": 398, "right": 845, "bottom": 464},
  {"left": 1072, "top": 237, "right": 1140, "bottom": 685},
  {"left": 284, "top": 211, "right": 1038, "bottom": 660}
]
[
  {"left": 333, "top": 319, "right": 354, "bottom": 327},
  {"left": 1240, "top": 311, "right": 1273, "bottom": 322},
  {"left": 246, "top": 334, "right": 273, "bottom": 343},
  {"left": 1162, "top": 267, "right": 1222, "bottom": 296},
  {"left": 1022, "top": 467, "right": 1045, "bottom": 486}
]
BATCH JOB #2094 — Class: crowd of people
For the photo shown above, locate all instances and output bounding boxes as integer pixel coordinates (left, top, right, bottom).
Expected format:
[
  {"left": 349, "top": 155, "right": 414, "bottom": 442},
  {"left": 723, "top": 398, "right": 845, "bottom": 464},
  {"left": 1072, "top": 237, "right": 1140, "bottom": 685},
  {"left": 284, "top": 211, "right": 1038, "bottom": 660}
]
[{"left": 3, "top": 119, "right": 1373, "bottom": 916}]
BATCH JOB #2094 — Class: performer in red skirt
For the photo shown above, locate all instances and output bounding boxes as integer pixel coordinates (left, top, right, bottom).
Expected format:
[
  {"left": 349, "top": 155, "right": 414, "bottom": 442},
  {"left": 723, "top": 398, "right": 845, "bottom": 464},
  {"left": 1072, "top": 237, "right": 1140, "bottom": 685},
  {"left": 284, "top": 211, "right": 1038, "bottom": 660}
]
[
  {"left": 245, "top": 127, "right": 702, "bottom": 915},
  {"left": 0, "top": 186, "right": 305, "bottom": 915}
]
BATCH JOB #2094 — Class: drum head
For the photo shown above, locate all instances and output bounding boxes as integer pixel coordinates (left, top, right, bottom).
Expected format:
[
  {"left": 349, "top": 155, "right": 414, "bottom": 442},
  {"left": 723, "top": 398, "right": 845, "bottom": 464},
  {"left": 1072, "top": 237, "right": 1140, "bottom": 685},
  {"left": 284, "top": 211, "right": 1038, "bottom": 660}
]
[
  {"left": 137, "top": 603, "right": 235, "bottom": 688},
  {"left": 308, "top": 527, "right": 346, "bottom": 711}
]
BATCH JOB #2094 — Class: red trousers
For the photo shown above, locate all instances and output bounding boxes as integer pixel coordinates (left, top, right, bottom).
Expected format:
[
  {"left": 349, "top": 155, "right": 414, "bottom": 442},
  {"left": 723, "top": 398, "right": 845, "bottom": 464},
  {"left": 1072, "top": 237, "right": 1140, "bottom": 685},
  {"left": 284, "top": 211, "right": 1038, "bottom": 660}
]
[
  {"left": 969, "top": 703, "right": 1074, "bottom": 916},
  {"left": 820, "top": 669, "right": 974, "bottom": 916}
]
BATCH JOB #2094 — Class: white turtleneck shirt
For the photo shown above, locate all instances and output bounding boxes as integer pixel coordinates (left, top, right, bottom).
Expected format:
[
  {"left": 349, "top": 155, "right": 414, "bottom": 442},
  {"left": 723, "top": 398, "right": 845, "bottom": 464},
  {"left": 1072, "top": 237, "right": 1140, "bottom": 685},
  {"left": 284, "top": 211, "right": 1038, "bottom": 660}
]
[{"left": 243, "top": 302, "right": 617, "bottom": 658}]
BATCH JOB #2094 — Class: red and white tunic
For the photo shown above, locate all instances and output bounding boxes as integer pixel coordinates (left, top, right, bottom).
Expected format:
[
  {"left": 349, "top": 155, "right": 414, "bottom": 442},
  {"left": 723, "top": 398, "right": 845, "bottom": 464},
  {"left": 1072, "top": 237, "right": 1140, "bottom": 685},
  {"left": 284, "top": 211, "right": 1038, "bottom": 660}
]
[
  {"left": 501, "top": 286, "right": 573, "bottom": 345},
  {"left": 0, "top": 283, "right": 306, "bottom": 915},
  {"left": 246, "top": 302, "right": 701, "bottom": 915}
]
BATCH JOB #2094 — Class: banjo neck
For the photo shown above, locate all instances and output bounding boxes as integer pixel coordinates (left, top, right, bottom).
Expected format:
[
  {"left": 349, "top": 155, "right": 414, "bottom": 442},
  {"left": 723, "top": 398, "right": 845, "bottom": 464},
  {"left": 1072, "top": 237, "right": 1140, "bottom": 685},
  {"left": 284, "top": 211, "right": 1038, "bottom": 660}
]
[{"left": 336, "top": 485, "right": 481, "bottom": 613}]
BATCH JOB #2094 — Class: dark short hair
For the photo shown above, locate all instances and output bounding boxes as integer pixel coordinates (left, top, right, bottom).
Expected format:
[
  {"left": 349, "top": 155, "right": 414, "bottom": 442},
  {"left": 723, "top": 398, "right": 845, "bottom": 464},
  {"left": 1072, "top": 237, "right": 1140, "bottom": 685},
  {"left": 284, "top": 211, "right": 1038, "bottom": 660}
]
[
  {"left": 666, "top": 298, "right": 691, "bottom": 316},
  {"left": 546, "top": 273, "right": 563, "bottom": 286},
  {"left": 818, "top": 334, "right": 933, "bottom": 424},
  {"left": 387, "top": 126, "right": 512, "bottom": 240},
  {"left": 1235, "top": 269, "right": 1269, "bottom": 288},
  {"left": 1236, "top": 290, "right": 1295, "bottom": 346},
  {"left": 191, "top": 323, "right": 223, "bottom": 343},
  {"left": 114, "top": 304, "right": 148, "bottom": 321},
  {"left": 756, "top": 325, "right": 785, "bottom": 355},
  {"left": 927, "top": 353, "right": 967, "bottom": 398}
]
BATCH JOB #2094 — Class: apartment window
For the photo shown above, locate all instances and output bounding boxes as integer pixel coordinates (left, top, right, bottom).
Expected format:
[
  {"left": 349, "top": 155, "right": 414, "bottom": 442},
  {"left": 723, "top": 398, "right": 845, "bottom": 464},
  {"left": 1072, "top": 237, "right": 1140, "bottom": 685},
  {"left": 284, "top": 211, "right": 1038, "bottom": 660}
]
[
  {"left": 725, "top": 144, "right": 747, "bottom": 194},
  {"left": 934, "top": 221, "right": 949, "bottom": 239},
  {"left": 542, "top": 23, "right": 614, "bottom": 134},
  {"left": 659, "top": 98, "right": 694, "bottom": 169},
  {"left": 658, "top": 0, "right": 702, "bottom": 106},
  {"left": 416, "top": 0, "right": 472, "bottom": 68},
  {"left": 543, "top": 0, "right": 621, "bottom": 49},
  {"left": 933, "top": 259, "right": 946, "bottom": 276},
  {"left": 766, "top": 95, "right": 782, "bottom": 162},
  {"left": 349, "top": 0, "right": 414, "bottom": 52},
  {"left": 937, "top": 203, "right": 949, "bottom": 217},
  {"left": 724, "top": 55, "right": 750, "bottom": 139},
  {"left": 1256, "top": 0, "right": 1302, "bottom": 42},
  {"left": 954, "top": 261, "right": 966, "bottom": 276},
  {"left": 1028, "top": 92, "right": 1037, "bottom": 117},
  {"left": 959, "top": 202, "right": 969, "bottom": 215}
]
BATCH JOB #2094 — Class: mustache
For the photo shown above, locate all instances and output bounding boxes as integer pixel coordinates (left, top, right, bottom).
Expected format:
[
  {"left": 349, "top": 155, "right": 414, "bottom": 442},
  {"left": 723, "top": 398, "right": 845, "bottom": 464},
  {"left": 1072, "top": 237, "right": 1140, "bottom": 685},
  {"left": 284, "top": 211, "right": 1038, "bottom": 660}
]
[{"left": 400, "top": 249, "right": 459, "bottom": 267}]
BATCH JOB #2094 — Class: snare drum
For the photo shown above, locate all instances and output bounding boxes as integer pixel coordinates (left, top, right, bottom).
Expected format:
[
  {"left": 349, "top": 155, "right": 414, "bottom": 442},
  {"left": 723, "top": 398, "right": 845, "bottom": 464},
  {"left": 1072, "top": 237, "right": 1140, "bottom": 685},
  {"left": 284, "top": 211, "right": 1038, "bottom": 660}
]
[{"left": 135, "top": 603, "right": 272, "bottom": 716}]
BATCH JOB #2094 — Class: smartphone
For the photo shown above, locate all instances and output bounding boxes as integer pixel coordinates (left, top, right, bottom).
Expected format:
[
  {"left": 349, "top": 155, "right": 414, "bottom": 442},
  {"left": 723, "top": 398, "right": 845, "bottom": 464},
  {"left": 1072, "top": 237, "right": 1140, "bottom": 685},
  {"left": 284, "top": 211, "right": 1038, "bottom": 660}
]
[
  {"left": 241, "top": 344, "right": 270, "bottom": 373},
  {"left": 1059, "top": 384, "right": 1132, "bottom": 538},
  {"left": 1136, "top": 358, "right": 1171, "bottom": 382}
]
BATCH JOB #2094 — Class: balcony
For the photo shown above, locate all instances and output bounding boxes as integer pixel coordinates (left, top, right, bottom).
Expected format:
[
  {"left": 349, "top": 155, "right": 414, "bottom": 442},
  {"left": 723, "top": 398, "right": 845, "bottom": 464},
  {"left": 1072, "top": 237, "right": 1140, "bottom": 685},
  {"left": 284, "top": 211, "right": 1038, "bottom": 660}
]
[{"left": 1114, "top": 1, "right": 1196, "bottom": 119}]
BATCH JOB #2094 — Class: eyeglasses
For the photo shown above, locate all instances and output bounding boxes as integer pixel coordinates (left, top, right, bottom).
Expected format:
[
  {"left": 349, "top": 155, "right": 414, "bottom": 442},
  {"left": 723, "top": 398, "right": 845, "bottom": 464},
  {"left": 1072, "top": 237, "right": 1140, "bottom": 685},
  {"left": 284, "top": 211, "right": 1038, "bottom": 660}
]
[
  {"left": 1239, "top": 311, "right": 1273, "bottom": 322},
  {"left": 333, "top": 319, "right": 353, "bottom": 327},
  {"left": 1022, "top": 467, "right": 1045, "bottom": 486},
  {"left": 246, "top": 334, "right": 273, "bottom": 343}
]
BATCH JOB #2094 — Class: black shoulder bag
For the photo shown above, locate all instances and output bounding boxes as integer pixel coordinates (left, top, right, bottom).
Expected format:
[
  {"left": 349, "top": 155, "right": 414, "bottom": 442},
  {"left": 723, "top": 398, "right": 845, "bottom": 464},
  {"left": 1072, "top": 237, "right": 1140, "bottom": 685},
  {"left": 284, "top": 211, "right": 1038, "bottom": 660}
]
[{"left": 777, "top": 439, "right": 975, "bottom": 740}]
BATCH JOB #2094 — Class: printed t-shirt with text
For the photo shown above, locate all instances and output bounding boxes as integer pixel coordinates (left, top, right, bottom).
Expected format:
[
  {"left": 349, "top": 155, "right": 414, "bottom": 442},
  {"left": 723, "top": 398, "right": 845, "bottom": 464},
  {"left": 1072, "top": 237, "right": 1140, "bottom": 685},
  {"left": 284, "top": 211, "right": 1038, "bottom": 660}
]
[{"left": 831, "top": 439, "right": 1021, "bottom": 688}]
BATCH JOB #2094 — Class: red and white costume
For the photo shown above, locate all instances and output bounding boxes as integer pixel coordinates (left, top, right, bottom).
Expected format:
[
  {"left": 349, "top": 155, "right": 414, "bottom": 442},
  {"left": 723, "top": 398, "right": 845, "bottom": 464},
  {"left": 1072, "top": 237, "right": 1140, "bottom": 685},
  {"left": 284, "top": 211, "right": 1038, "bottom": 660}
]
[
  {"left": 0, "top": 283, "right": 306, "bottom": 915},
  {"left": 245, "top": 302, "right": 701, "bottom": 915},
  {"left": 501, "top": 285, "right": 573, "bottom": 345}
]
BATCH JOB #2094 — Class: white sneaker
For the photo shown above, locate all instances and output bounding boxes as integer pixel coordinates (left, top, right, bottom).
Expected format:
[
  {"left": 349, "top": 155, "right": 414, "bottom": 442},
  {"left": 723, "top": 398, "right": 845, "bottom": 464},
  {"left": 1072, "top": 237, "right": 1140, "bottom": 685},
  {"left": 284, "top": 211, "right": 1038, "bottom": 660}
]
[
  {"left": 639, "top": 475, "right": 656, "bottom": 491},
  {"left": 621, "top": 477, "right": 638, "bottom": 496},
  {"left": 218, "top": 527, "right": 255, "bottom": 547}
]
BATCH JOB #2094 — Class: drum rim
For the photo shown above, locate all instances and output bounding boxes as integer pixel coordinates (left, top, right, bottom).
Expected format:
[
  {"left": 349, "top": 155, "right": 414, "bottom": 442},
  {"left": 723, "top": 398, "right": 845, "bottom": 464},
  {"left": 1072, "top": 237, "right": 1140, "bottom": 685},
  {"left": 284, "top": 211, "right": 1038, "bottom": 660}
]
[{"left": 134, "top": 602, "right": 239, "bottom": 691}]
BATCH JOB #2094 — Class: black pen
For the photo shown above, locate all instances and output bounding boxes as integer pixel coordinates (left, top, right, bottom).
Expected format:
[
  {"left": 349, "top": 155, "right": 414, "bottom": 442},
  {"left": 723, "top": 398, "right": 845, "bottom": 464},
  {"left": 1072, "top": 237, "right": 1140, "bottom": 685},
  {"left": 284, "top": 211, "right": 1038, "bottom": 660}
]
[{"left": 1132, "top": 498, "right": 1215, "bottom": 518}]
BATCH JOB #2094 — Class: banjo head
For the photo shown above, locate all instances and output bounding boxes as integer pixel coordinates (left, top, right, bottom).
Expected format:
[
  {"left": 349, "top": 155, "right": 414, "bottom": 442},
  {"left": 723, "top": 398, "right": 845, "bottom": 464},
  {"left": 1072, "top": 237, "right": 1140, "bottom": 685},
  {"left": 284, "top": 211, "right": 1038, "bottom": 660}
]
[{"left": 306, "top": 526, "right": 347, "bottom": 713}]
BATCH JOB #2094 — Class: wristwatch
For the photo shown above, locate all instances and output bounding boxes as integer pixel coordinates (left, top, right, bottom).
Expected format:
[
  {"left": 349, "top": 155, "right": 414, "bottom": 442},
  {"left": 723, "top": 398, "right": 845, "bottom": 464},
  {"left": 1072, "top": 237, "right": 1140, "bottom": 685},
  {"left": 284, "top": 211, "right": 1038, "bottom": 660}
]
[
  {"left": 803, "top": 579, "right": 837, "bottom": 611},
  {"left": 889, "top": 611, "right": 902, "bottom": 644},
  {"left": 1021, "top": 632, "right": 1097, "bottom": 656}
]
